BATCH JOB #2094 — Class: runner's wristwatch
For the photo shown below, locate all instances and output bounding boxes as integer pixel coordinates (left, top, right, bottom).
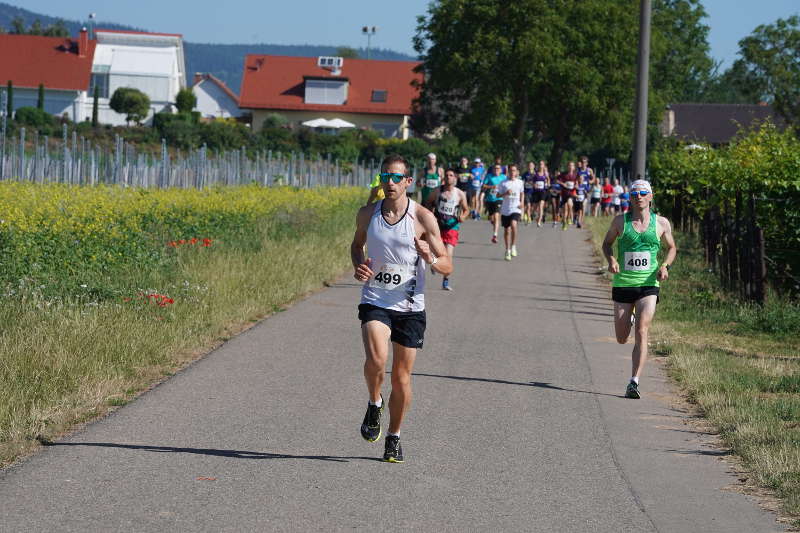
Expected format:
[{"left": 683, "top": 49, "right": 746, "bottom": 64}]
[{"left": 430, "top": 255, "right": 438, "bottom": 266}]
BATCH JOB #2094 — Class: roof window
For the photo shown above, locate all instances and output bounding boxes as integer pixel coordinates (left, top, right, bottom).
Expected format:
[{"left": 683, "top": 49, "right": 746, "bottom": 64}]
[
  {"left": 305, "top": 79, "right": 348, "bottom": 105},
  {"left": 371, "top": 90, "right": 388, "bottom": 103}
]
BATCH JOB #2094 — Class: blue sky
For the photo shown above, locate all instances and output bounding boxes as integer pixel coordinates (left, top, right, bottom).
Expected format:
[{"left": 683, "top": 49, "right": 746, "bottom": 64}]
[{"left": 12, "top": 0, "right": 800, "bottom": 66}]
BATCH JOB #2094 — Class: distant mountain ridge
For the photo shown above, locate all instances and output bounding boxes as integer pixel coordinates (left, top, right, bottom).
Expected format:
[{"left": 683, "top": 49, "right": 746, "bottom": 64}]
[{"left": 0, "top": 2, "right": 416, "bottom": 94}]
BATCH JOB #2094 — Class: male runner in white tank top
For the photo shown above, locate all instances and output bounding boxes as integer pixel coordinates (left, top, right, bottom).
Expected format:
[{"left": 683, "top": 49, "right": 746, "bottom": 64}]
[{"left": 351, "top": 154, "right": 452, "bottom": 463}]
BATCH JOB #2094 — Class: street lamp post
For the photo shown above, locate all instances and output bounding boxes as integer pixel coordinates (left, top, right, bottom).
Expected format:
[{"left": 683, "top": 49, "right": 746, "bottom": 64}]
[
  {"left": 362, "top": 26, "right": 377, "bottom": 60},
  {"left": 631, "top": 0, "right": 652, "bottom": 181}
]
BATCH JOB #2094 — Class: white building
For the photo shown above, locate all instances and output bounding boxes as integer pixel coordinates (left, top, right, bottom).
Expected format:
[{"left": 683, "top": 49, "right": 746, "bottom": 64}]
[
  {"left": 87, "top": 29, "right": 186, "bottom": 125},
  {"left": 192, "top": 73, "right": 242, "bottom": 119},
  {"left": 0, "top": 28, "right": 186, "bottom": 126}
]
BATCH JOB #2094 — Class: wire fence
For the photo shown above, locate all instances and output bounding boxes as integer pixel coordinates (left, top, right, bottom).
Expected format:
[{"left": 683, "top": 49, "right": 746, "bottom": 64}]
[
  {"left": 0, "top": 124, "right": 380, "bottom": 189},
  {"left": 0, "top": 111, "right": 381, "bottom": 189}
]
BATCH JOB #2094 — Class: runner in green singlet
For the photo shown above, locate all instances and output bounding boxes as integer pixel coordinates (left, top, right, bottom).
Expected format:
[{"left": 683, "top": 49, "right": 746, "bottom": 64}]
[
  {"left": 602, "top": 179, "right": 677, "bottom": 399},
  {"left": 418, "top": 153, "right": 444, "bottom": 205}
]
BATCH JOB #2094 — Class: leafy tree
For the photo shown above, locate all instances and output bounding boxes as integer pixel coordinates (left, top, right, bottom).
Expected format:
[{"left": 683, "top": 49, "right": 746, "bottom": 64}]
[
  {"left": 6, "top": 17, "right": 68, "bottom": 37},
  {"left": 414, "top": 0, "right": 639, "bottom": 167},
  {"left": 91, "top": 85, "right": 99, "bottom": 127},
  {"left": 29, "top": 19, "right": 43, "bottom": 36},
  {"left": 336, "top": 46, "right": 359, "bottom": 59},
  {"left": 37, "top": 84, "right": 45, "bottom": 110},
  {"left": 10, "top": 17, "right": 25, "bottom": 34},
  {"left": 651, "top": 0, "right": 716, "bottom": 103},
  {"left": 731, "top": 15, "right": 800, "bottom": 127},
  {"left": 109, "top": 87, "right": 151, "bottom": 126},
  {"left": 701, "top": 61, "right": 761, "bottom": 104},
  {"left": 175, "top": 88, "right": 197, "bottom": 113},
  {"left": 42, "top": 20, "right": 69, "bottom": 38}
]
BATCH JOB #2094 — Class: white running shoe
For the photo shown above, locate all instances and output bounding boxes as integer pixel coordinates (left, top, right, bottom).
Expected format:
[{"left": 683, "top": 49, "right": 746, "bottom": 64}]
[
  {"left": 511, "top": 245, "right": 518, "bottom": 257},
  {"left": 504, "top": 250, "right": 512, "bottom": 261}
]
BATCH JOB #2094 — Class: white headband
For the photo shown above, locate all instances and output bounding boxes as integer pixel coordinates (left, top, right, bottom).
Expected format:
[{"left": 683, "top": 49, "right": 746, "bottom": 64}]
[{"left": 630, "top": 179, "right": 652, "bottom": 193}]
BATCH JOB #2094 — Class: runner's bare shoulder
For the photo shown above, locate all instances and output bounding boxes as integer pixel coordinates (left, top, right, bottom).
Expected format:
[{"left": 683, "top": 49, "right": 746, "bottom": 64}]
[
  {"left": 356, "top": 203, "right": 374, "bottom": 226},
  {"left": 656, "top": 215, "right": 672, "bottom": 236},
  {"left": 610, "top": 213, "right": 625, "bottom": 234}
]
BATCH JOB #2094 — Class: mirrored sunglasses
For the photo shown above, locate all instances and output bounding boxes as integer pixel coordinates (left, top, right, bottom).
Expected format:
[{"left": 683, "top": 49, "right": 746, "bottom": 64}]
[
  {"left": 379, "top": 172, "right": 408, "bottom": 184},
  {"left": 630, "top": 190, "right": 650, "bottom": 197}
]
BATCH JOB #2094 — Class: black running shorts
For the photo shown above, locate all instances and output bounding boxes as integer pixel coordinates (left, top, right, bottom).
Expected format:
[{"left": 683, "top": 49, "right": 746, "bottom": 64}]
[
  {"left": 612, "top": 286, "right": 660, "bottom": 304},
  {"left": 532, "top": 190, "right": 547, "bottom": 203},
  {"left": 485, "top": 200, "right": 502, "bottom": 215},
  {"left": 501, "top": 213, "right": 521, "bottom": 227},
  {"left": 358, "top": 303, "right": 427, "bottom": 349}
]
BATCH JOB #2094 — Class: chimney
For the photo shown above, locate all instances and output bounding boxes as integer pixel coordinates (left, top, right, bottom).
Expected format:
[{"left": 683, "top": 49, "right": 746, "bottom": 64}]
[{"left": 78, "top": 27, "right": 88, "bottom": 57}]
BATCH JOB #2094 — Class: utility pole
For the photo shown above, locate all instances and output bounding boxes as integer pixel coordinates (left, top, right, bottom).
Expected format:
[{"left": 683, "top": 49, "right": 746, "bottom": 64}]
[
  {"left": 631, "top": 0, "right": 652, "bottom": 181},
  {"left": 362, "top": 26, "right": 377, "bottom": 60}
]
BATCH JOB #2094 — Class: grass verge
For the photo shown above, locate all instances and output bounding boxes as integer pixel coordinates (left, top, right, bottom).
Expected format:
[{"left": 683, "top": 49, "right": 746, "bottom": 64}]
[
  {"left": 584, "top": 215, "right": 800, "bottom": 524},
  {"left": 0, "top": 185, "right": 365, "bottom": 467}
]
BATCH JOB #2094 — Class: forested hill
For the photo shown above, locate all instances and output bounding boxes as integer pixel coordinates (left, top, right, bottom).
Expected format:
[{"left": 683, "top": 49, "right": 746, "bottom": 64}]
[{"left": 0, "top": 2, "right": 415, "bottom": 93}]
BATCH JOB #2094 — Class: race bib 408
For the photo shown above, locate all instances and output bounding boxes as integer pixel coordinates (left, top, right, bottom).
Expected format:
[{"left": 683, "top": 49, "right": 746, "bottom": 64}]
[{"left": 624, "top": 251, "right": 652, "bottom": 271}]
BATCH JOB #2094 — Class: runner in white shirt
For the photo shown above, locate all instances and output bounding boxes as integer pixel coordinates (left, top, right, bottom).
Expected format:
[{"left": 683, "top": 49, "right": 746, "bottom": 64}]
[
  {"left": 498, "top": 163, "right": 525, "bottom": 261},
  {"left": 352, "top": 154, "right": 452, "bottom": 462},
  {"left": 612, "top": 179, "right": 624, "bottom": 214}
]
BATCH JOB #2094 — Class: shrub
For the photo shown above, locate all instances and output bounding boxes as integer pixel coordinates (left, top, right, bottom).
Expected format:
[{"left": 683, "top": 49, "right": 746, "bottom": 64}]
[
  {"left": 200, "top": 119, "right": 250, "bottom": 152},
  {"left": 175, "top": 88, "right": 197, "bottom": 113},
  {"left": 14, "top": 106, "right": 53, "bottom": 130},
  {"left": 110, "top": 87, "right": 151, "bottom": 125}
]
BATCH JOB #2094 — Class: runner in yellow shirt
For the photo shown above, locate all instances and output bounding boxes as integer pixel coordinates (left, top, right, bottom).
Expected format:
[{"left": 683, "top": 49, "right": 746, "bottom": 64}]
[{"left": 367, "top": 174, "right": 386, "bottom": 204}]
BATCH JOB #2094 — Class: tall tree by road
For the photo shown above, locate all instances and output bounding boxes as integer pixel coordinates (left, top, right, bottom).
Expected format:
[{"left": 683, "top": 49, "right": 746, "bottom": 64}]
[
  {"left": 650, "top": 0, "right": 715, "bottom": 104},
  {"left": 414, "top": 0, "right": 639, "bottom": 168},
  {"left": 732, "top": 15, "right": 800, "bottom": 128}
]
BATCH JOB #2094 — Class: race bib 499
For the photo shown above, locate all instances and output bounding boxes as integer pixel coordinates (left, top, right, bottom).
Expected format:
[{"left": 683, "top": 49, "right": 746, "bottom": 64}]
[{"left": 368, "top": 263, "right": 416, "bottom": 290}]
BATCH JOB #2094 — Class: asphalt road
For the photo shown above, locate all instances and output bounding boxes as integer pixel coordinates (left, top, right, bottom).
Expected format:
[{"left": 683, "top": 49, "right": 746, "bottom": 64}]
[{"left": 0, "top": 214, "right": 786, "bottom": 532}]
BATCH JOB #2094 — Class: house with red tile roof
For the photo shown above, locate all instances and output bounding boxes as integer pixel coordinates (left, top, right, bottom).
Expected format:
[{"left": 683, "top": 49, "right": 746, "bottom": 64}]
[
  {"left": 192, "top": 73, "right": 242, "bottom": 119},
  {"left": 1, "top": 28, "right": 186, "bottom": 126},
  {"left": 239, "top": 55, "right": 422, "bottom": 139},
  {"left": 0, "top": 30, "right": 95, "bottom": 120}
]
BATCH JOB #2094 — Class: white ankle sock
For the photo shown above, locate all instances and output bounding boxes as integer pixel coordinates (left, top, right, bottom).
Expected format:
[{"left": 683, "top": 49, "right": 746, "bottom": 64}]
[
  {"left": 370, "top": 397, "right": 382, "bottom": 408},
  {"left": 631, "top": 376, "right": 639, "bottom": 384}
]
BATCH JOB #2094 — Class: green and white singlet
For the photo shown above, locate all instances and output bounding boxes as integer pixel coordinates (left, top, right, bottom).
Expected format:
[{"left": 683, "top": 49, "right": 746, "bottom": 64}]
[
  {"left": 421, "top": 169, "right": 441, "bottom": 203},
  {"left": 613, "top": 212, "right": 660, "bottom": 288}
]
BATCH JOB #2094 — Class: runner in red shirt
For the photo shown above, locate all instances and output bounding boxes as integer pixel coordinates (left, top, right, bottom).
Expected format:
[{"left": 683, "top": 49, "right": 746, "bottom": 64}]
[{"left": 602, "top": 178, "right": 615, "bottom": 216}]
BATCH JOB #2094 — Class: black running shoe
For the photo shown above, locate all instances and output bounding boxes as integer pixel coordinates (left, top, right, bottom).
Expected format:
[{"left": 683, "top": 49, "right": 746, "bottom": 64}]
[
  {"left": 383, "top": 435, "right": 404, "bottom": 463},
  {"left": 360, "top": 395, "right": 383, "bottom": 442},
  {"left": 625, "top": 381, "right": 641, "bottom": 399}
]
